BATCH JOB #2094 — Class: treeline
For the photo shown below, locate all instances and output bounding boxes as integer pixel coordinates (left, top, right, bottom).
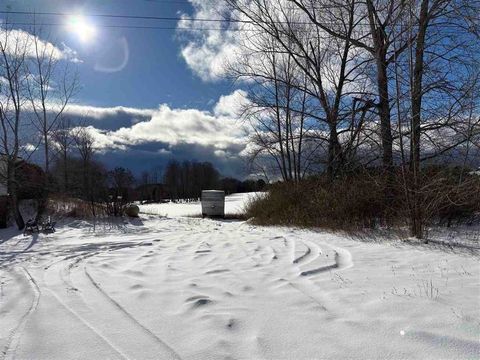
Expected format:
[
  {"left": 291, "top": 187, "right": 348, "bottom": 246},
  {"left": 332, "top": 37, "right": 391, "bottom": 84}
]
[
  {"left": 163, "top": 161, "right": 220, "bottom": 201},
  {"left": 144, "top": 160, "right": 266, "bottom": 202},
  {"left": 46, "top": 154, "right": 262, "bottom": 209}
]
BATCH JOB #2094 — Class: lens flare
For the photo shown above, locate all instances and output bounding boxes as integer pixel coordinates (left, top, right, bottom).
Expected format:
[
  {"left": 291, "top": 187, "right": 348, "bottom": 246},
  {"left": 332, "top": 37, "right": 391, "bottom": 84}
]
[{"left": 67, "top": 15, "right": 96, "bottom": 43}]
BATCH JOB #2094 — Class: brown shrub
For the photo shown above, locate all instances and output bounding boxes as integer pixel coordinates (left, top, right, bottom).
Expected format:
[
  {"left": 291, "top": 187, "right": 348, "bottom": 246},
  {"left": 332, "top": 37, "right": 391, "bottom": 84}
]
[
  {"left": 245, "top": 174, "right": 392, "bottom": 230},
  {"left": 46, "top": 195, "right": 108, "bottom": 219},
  {"left": 245, "top": 167, "right": 480, "bottom": 232}
]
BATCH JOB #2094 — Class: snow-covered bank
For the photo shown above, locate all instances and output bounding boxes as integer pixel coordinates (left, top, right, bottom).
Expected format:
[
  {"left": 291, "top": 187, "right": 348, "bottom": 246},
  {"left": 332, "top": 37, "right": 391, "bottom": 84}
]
[{"left": 0, "top": 193, "right": 479, "bottom": 359}]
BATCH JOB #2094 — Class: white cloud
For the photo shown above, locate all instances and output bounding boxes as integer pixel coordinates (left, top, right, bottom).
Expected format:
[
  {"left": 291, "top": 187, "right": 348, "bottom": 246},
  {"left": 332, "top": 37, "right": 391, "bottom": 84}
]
[
  {"left": 112, "top": 104, "right": 245, "bottom": 150},
  {"left": 213, "top": 89, "right": 249, "bottom": 117},
  {"left": 177, "top": 0, "right": 306, "bottom": 82},
  {"left": 64, "top": 91, "right": 248, "bottom": 154},
  {"left": 0, "top": 27, "right": 80, "bottom": 62},
  {"left": 177, "top": 0, "right": 368, "bottom": 91},
  {"left": 214, "top": 149, "right": 227, "bottom": 157},
  {"left": 177, "top": 0, "right": 243, "bottom": 81},
  {"left": 80, "top": 126, "right": 127, "bottom": 152}
]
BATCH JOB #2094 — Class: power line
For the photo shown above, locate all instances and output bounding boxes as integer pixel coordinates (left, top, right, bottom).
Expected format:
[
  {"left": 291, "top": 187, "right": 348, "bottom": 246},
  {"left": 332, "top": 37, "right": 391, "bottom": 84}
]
[
  {"left": 0, "top": 10, "right": 248, "bottom": 24},
  {"left": 0, "top": 9, "right": 373, "bottom": 26},
  {"left": 0, "top": 9, "right": 461, "bottom": 32},
  {"left": 3, "top": 22, "right": 236, "bottom": 31}
]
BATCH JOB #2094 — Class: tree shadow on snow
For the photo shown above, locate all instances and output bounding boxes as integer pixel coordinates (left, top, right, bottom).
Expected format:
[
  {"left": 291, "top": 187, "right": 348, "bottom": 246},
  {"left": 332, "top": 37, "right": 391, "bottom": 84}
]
[
  {"left": 0, "top": 232, "right": 39, "bottom": 266},
  {"left": 87, "top": 217, "right": 146, "bottom": 234}
]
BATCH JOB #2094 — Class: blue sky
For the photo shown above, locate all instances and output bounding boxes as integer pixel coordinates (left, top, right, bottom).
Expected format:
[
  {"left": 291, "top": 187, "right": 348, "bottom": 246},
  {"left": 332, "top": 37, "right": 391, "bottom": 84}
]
[
  {"left": 1, "top": 0, "right": 248, "bottom": 178},
  {"left": 3, "top": 0, "right": 233, "bottom": 109}
]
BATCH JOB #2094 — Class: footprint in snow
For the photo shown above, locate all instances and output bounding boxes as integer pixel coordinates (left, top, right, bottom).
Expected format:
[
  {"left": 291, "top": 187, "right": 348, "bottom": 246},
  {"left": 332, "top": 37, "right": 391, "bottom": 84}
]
[
  {"left": 130, "top": 283, "right": 144, "bottom": 290},
  {"left": 226, "top": 318, "right": 237, "bottom": 329},
  {"left": 185, "top": 296, "right": 213, "bottom": 308},
  {"left": 206, "top": 269, "right": 230, "bottom": 274}
]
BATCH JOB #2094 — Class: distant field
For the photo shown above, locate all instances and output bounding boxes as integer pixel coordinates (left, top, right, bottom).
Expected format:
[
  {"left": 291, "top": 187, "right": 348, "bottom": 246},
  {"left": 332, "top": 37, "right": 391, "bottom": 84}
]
[{"left": 138, "top": 192, "right": 259, "bottom": 217}]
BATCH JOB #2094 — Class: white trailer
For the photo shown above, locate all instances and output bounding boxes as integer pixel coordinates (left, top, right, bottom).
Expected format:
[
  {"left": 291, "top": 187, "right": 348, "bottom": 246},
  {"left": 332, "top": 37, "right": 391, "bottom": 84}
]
[{"left": 201, "top": 190, "right": 225, "bottom": 218}]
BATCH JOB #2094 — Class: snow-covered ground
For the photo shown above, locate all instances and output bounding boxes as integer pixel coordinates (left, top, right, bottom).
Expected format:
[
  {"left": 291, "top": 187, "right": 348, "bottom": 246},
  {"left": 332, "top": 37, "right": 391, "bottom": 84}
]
[{"left": 0, "top": 193, "right": 479, "bottom": 359}]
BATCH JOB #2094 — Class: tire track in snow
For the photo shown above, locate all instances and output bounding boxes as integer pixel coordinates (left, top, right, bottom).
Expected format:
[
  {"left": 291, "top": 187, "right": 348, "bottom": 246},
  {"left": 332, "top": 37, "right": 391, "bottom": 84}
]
[
  {"left": 293, "top": 240, "right": 321, "bottom": 266},
  {"left": 267, "top": 235, "right": 295, "bottom": 263},
  {"left": 44, "top": 287, "right": 129, "bottom": 359},
  {"left": 300, "top": 241, "right": 353, "bottom": 276},
  {"left": 41, "top": 248, "right": 132, "bottom": 359},
  {"left": 40, "top": 240, "right": 182, "bottom": 360},
  {"left": 293, "top": 243, "right": 311, "bottom": 264},
  {"left": 263, "top": 235, "right": 354, "bottom": 316},
  {"left": 83, "top": 267, "right": 182, "bottom": 360},
  {"left": 287, "top": 282, "right": 328, "bottom": 312},
  {"left": 227, "top": 232, "right": 352, "bottom": 318},
  {"left": 1, "top": 268, "right": 40, "bottom": 360},
  {"left": 263, "top": 238, "right": 333, "bottom": 313}
]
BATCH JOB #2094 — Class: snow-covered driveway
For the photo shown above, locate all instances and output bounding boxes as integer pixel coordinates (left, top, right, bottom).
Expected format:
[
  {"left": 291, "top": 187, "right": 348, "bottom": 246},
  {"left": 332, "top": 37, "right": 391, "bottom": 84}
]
[{"left": 0, "top": 196, "right": 479, "bottom": 359}]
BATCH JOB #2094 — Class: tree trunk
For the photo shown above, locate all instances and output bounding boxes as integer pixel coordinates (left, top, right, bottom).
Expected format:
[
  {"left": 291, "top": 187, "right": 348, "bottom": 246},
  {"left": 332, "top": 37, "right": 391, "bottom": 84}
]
[
  {"left": 8, "top": 163, "right": 24, "bottom": 230},
  {"left": 44, "top": 131, "right": 49, "bottom": 175},
  {"left": 63, "top": 149, "right": 68, "bottom": 193},
  {"left": 409, "top": 0, "right": 430, "bottom": 240},
  {"left": 376, "top": 54, "right": 394, "bottom": 171},
  {"left": 327, "top": 120, "right": 342, "bottom": 180},
  {"left": 366, "top": 0, "right": 394, "bottom": 172}
]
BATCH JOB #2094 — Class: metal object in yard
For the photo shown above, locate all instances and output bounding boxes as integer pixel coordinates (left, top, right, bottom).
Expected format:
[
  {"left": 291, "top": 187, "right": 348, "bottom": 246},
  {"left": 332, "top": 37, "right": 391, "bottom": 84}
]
[
  {"left": 201, "top": 190, "right": 225, "bottom": 218},
  {"left": 23, "top": 217, "right": 56, "bottom": 235}
]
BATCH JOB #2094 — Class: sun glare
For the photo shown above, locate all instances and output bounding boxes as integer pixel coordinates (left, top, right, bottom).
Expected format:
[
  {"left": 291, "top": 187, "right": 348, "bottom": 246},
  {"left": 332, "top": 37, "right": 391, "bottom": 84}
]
[{"left": 67, "top": 15, "right": 96, "bottom": 43}]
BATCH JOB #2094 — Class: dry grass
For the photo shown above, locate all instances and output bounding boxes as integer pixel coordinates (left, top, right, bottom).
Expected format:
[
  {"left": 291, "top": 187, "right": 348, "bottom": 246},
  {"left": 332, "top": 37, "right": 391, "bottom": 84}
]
[
  {"left": 245, "top": 176, "right": 391, "bottom": 231},
  {"left": 46, "top": 195, "right": 108, "bottom": 219},
  {"left": 245, "top": 168, "right": 480, "bottom": 232}
]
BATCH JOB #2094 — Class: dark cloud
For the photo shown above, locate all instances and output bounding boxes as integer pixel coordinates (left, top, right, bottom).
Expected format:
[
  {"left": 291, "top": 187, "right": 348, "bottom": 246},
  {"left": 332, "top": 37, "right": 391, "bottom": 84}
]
[{"left": 95, "top": 141, "right": 247, "bottom": 178}]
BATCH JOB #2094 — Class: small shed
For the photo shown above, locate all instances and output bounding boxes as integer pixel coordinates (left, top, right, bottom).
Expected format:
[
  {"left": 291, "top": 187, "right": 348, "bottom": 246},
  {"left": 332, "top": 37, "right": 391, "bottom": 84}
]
[{"left": 201, "top": 190, "right": 225, "bottom": 218}]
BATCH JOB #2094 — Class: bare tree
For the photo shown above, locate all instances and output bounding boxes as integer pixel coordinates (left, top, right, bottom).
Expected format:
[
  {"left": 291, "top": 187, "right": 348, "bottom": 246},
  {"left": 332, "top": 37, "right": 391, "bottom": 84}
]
[
  {"left": 27, "top": 26, "right": 78, "bottom": 176},
  {"left": 226, "top": 0, "right": 374, "bottom": 180},
  {"left": 150, "top": 165, "right": 163, "bottom": 184},
  {"left": 73, "top": 127, "right": 97, "bottom": 216},
  {"left": 51, "top": 117, "right": 76, "bottom": 192},
  {"left": 232, "top": 39, "right": 312, "bottom": 181},
  {"left": 108, "top": 167, "right": 135, "bottom": 216},
  {"left": 289, "top": 0, "right": 415, "bottom": 172},
  {"left": 0, "top": 25, "right": 30, "bottom": 229}
]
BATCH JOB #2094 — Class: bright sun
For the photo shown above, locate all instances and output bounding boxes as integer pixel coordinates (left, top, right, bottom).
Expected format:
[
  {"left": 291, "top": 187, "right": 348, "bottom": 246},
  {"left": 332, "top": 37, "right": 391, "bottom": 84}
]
[{"left": 67, "top": 15, "right": 96, "bottom": 43}]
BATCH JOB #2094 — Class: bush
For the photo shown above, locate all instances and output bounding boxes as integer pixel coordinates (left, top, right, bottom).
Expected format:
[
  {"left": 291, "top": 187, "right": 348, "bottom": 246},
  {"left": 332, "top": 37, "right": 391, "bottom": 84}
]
[
  {"left": 245, "top": 173, "right": 392, "bottom": 230},
  {"left": 425, "top": 167, "right": 480, "bottom": 226},
  {"left": 245, "top": 166, "right": 480, "bottom": 232},
  {"left": 47, "top": 195, "right": 108, "bottom": 219}
]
